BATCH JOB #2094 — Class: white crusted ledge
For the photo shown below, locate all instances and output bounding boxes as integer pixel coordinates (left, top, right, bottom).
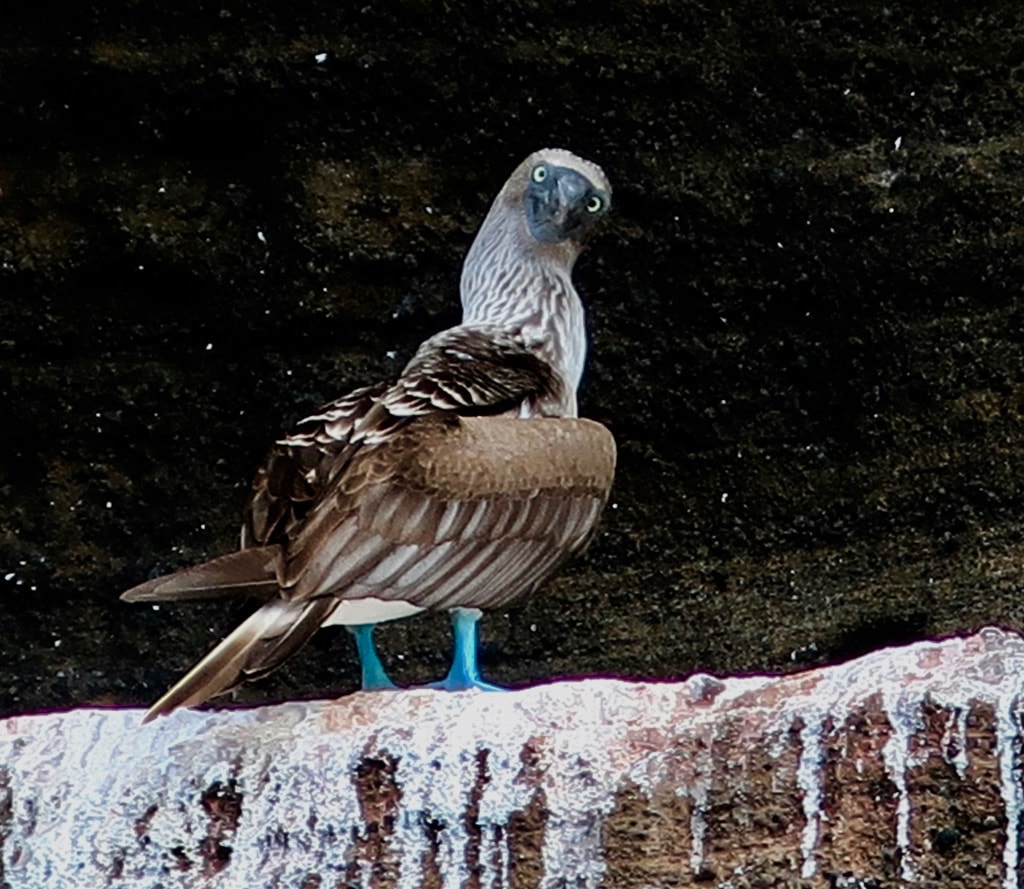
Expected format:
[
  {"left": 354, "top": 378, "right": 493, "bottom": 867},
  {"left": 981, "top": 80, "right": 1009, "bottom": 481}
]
[{"left": 2, "top": 628, "right": 1023, "bottom": 887}]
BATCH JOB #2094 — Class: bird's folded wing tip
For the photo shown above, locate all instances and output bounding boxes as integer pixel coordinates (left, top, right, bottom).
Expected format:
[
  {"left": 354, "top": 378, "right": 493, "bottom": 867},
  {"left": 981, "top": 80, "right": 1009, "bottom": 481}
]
[{"left": 120, "top": 583, "right": 159, "bottom": 602}]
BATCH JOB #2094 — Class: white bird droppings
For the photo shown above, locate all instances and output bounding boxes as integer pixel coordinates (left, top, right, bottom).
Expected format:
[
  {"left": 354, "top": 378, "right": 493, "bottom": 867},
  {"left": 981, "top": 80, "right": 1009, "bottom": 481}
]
[{"left": 2, "top": 630, "right": 1023, "bottom": 887}]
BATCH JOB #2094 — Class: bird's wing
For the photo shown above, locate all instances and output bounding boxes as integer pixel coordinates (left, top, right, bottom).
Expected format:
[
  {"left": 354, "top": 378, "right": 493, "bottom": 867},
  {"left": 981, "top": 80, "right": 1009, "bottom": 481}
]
[
  {"left": 243, "top": 382, "right": 389, "bottom": 549},
  {"left": 122, "top": 328, "right": 558, "bottom": 611},
  {"left": 119, "top": 547, "right": 282, "bottom": 603},
  {"left": 128, "top": 325, "right": 587, "bottom": 717},
  {"left": 279, "top": 414, "right": 616, "bottom": 609},
  {"left": 272, "top": 325, "right": 583, "bottom": 603},
  {"left": 141, "top": 414, "right": 615, "bottom": 720},
  {"left": 245, "top": 324, "right": 561, "bottom": 550},
  {"left": 121, "top": 383, "right": 388, "bottom": 604},
  {"left": 381, "top": 324, "right": 564, "bottom": 419}
]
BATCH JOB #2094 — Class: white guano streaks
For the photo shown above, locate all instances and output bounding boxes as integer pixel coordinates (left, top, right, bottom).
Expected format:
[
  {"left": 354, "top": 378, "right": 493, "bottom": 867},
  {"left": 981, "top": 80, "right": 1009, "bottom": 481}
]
[
  {"left": 4, "top": 631, "right": 1024, "bottom": 886},
  {"left": 797, "top": 716, "right": 825, "bottom": 879},
  {"left": 942, "top": 705, "right": 970, "bottom": 778},
  {"left": 687, "top": 735, "right": 714, "bottom": 874},
  {"left": 998, "top": 692, "right": 1023, "bottom": 889},
  {"left": 756, "top": 627, "right": 1024, "bottom": 886},
  {"left": 880, "top": 687, "right": 922, "bottom": 882}
]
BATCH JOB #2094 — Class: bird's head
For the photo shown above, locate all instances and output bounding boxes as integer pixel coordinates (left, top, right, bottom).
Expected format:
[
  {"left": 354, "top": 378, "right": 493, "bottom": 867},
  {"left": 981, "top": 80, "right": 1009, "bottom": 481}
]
[
  {"left": 507, "top": 148, "right": 611, "bottom": 251},
  {"left": 518, "top": 148, "right": 611, "bottom": 246},
  {"left": 461, "top": 148, "right": 611, "bottom": 324}
]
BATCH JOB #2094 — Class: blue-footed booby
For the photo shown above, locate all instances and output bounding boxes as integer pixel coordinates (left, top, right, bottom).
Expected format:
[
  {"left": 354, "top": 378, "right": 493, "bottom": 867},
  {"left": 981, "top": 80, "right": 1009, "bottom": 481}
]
[{"left": 121, "top": 148, "right": 614, "bottom": 720}]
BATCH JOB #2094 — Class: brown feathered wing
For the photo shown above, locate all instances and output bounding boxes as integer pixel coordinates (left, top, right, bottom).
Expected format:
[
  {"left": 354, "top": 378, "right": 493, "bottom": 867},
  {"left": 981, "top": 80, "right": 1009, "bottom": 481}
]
[{"left": 122, "top": 325, "right": 615, "bottom": 720}]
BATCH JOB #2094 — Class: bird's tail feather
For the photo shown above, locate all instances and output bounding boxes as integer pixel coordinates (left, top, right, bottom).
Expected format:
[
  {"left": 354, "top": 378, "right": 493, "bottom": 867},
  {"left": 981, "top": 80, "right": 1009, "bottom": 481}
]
[
  {"left": 121, "top": 546, "right": 282, "bottom": 603},
  {"left": 142, "top": 595, "right": 338, "bottom": 722}
]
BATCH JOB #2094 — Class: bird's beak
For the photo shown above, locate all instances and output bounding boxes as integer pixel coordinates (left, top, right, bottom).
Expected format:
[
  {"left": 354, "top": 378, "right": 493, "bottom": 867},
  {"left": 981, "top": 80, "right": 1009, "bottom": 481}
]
[
  {"left": 527, "top": 168, "right": 591, "bottom": 242},
  {"left": 552, "top": 171, "right": 588, "bottom": 224}
]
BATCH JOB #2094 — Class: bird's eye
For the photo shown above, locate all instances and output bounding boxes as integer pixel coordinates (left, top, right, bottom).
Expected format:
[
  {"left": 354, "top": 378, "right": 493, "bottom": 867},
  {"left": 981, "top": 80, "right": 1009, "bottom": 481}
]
[
  {"left": 531, "top": 165, "right": 547, "bottom": 183},
  {"left": 586, "top": 195, "right": 604, "bottom": 214}
]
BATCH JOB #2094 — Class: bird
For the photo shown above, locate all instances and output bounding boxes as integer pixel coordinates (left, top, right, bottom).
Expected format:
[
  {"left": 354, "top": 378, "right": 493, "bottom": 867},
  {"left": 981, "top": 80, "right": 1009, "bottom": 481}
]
[{"left": 121, "top": 148, "right": 615, "bottom": 720}]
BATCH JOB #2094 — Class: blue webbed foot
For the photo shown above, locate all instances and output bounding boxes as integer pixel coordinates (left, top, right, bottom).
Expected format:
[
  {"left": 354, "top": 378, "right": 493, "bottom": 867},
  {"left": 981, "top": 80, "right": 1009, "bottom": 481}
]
[
  {"left": 348, "top": 624, "right": 399, "bottom": 690},
  {"left": 429, "top": 608, "right": 506, "bottom": 692}
]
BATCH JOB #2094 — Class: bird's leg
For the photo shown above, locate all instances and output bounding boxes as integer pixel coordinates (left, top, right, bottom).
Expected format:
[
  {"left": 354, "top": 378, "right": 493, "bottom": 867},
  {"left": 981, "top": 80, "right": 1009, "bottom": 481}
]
[
  {"left": 347, "top": 624, "right": 398, "bottom": 690},
  {"left": 433, "top": 607, "right": 505, "bottom": 692}
]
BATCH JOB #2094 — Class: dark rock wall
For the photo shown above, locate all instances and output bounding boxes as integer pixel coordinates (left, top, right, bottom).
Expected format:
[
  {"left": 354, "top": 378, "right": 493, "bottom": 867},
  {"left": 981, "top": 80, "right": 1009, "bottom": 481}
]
[{"left": 2, "top": 2, "right": 1024, "bottom": 715}]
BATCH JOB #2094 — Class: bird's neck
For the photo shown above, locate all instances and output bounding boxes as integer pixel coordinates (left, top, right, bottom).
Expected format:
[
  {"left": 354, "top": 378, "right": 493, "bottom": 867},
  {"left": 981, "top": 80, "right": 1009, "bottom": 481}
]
[{"left": 460, "top": 233, "right": 586, "bottom": 416}]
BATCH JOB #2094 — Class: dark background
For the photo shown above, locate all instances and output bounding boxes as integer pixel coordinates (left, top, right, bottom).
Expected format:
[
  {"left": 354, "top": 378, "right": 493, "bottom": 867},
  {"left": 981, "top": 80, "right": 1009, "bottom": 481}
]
[{"left": 3, "top": 1, "right": 1024, "bottom": 716}]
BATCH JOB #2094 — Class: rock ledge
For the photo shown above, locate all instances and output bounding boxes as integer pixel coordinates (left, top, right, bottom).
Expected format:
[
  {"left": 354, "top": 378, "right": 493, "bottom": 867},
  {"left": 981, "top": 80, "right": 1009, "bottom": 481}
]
[{"left": 2, "top": 628, "right": 1023, "bottom": 887}]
